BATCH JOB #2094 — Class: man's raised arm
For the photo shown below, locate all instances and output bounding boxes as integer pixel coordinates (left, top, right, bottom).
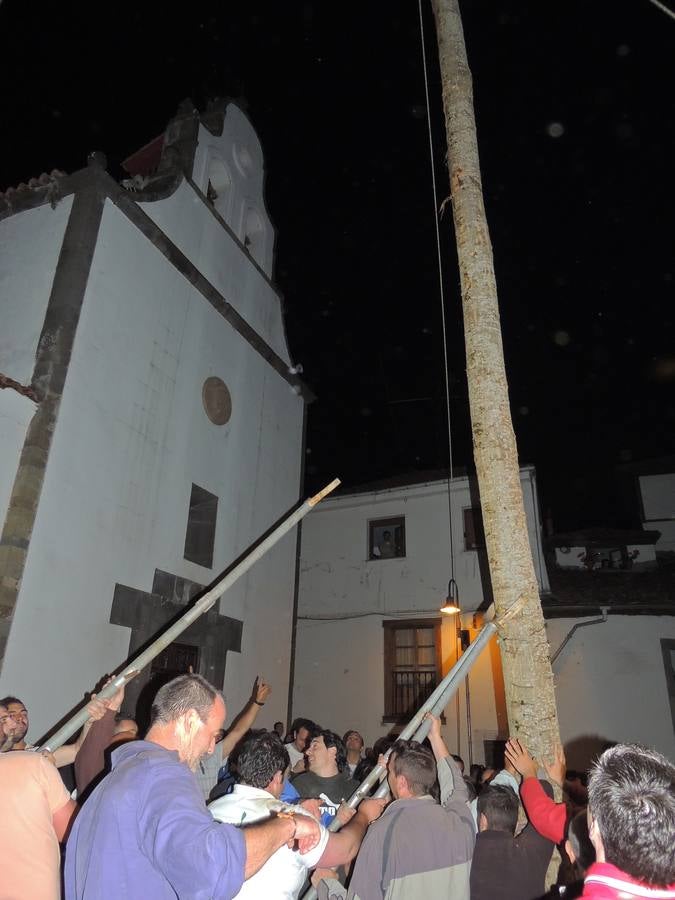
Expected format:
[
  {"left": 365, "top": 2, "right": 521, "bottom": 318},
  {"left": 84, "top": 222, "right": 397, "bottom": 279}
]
[
  {"left": 425, "top": 712, "right": 469, "bottom": 806},
  {"left": 220, "top": 676, "right": 271, "bottom": 760}
]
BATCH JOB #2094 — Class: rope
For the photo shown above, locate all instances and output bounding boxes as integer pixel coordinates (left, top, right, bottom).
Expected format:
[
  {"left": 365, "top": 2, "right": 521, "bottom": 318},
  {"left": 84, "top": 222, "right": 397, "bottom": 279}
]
[
  {"left": 645, "top": 0, "right": 675, "bottom": 21},
  {"left": 417, "top": 0, "right": 456, "bottom": 584}
]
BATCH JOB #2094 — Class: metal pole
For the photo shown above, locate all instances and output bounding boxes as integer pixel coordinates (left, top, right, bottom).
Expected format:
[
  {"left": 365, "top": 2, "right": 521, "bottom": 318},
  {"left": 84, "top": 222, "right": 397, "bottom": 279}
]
[
  {"left": 38, "top": 478, "right": 341, "bottom": 753},
  {"left": 465, "top": 674, "right": 473, "bottom": 766},
  {"left": 301, "top": 619, "right": 497, "bottom": 900}
]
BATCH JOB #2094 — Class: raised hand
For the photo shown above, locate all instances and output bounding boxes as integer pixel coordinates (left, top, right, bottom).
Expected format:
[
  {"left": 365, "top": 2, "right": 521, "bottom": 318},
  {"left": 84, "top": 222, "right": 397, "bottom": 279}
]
[
  {"left": 543, "top": 743, "right": 566, "bottom": 786},
  {"left": 423, "top": 711, "right": 442, "bottom": 739},
  {"left": 254, "top": 676, "right": 272, "bottom": 704},
  {"left": 504, "top": 738, "right": 538, "bottom": 780}
]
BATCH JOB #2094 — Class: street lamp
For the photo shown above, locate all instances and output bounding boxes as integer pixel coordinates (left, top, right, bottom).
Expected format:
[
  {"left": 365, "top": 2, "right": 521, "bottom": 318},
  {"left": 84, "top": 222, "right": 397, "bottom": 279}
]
[{"left": 439, "top": 578, "right": 461, "bottom": 615}]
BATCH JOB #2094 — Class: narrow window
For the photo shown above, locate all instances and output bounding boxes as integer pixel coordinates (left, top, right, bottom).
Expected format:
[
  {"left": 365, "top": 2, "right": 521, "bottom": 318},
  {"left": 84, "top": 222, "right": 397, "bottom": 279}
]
[
  {"left": 184, "top": 484, "right": 218, "bottom": 569},
  {"left": 463, "top": 507, "right": 486, "bottom": 550},
  {"left": 382, "top": 618, "right": 442, "bottom": 723},
  {"left": 369, "top": 516, "right": 406, "bottom": 560}
]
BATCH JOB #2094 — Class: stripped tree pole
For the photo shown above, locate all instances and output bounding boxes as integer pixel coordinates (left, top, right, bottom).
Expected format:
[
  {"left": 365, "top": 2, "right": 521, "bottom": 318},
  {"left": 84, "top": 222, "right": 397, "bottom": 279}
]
[
  {"left": 430, "top": 0, "right": 561, "bottom": 762},
  {"left": 38, "top": 478, "right": 341, "bottom": 753}
]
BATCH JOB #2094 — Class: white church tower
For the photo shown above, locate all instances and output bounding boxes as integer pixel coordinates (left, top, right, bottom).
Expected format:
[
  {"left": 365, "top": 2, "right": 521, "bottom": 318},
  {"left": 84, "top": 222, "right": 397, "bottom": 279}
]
[{"left": 0, "top": 100, "right": 308, "bottom": 738}]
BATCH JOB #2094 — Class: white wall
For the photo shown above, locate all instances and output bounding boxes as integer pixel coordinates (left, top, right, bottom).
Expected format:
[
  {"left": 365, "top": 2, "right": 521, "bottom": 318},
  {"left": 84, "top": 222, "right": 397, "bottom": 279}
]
[
  {"left": 297, "top": 469, "right": 547, "bottom": 619},
  {"left": 640, "top": 473, "right": 675, "bottom": 522},
  {"left": 649, "top": 522, "right": 675, "bottom": 554},
  {"left": 143, "top": 179, "right": 289, "bottom": 367},
  {"left": 640, "top": 473, "right": 675, "bottom": 553},
  {"left": 548, "top": 614, "right": 675, "bottom": 767},
  {"left": 555, "top": 546, "right": 586, "bottom": 569},
  {"left": 0, "top": 198, "right": 303, "bottom": 739},
  {"left": 0, "top": 197, "right": 73, "bottom": 383},
  {"left": 293, "top": 470, "right": 547, "bottom": 759}
]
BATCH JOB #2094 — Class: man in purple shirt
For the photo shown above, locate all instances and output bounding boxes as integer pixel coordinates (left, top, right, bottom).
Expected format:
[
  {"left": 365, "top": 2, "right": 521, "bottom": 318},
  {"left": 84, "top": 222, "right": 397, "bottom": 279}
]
[{"left": 64, "top": 674, "right": 320, "bottom": 900}]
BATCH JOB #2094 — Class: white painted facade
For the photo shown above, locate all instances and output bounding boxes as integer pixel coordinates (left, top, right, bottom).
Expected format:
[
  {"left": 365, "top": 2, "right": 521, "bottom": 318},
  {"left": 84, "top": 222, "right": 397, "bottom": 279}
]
[
  {"left": 548, "top": 614, "right": 675, "bottom": 767},
  {"left": 639, "top": 472, "right": 675, "bottom": 553},
  {"left": 293, "top": 468, "right": 548, "bottom": 763},
  {"left": 0, "top": 106, "right": 304, "bottom": 739},
  {"left": 294, "top": 469, "right": 675, "bottom": 768}
]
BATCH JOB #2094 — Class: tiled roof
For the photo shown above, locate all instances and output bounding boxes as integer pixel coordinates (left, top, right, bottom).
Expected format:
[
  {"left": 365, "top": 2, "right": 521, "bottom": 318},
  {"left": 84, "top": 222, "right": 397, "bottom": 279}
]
[
  {"left": 543, "top": 559, "right": 675, "bottom": 616},
  {"left": 0, "top": 169, "right": 67, "bottom": 211},
  {"left": 549, "top": 528, "right": 661, "bottom": 547}
]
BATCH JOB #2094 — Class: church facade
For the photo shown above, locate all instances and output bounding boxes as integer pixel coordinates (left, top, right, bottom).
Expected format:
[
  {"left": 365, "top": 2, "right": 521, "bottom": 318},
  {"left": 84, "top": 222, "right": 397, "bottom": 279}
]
[{"left": 0, "top": 101, "right": 307, "bottom": 738}]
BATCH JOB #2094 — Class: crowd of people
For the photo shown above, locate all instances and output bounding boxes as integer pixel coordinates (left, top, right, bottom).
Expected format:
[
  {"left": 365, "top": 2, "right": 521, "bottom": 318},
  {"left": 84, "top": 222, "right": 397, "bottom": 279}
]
[{"left": 0, "top": 672, "right": 674, "bottom": 900}]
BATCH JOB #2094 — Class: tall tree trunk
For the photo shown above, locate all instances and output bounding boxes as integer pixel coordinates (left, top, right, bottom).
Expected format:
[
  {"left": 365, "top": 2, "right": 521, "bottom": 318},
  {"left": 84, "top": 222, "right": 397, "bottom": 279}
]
[{"left": 430, "top": 0, "right": 560, "bottom": 762}]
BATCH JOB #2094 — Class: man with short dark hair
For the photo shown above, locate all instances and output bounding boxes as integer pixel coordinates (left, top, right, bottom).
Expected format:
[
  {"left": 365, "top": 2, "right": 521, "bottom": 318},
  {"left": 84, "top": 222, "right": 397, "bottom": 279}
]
[
  {"left": 0, "top": 702, "right": 78, "bottom": 899},
  {"left": 345, "top": 714, "right": 474, "bottom": 900},
  {"left": 0, "top": 693, "right": 107, "bottom": 767},
  {"left": 286, "top": 717, "right": 315, "bottom": 770},
  {"left": 581, "top": 743, "right": 675, "bottom": 897},
  {"left": 293, "top": 729, "right": 358, "bottom": 825},
  {"left": 470, "top": 782, "right": 555, "bottom": 900},
  {"left": 64, "top": 674, "right": 321, "bottom": 900},
  {"left": 210, "top": 730, "right": 384, "bottom": 898},
  {"left": 112, "top": 713, "right": 139, "bottom": 742},
  {"left": 344, "top": 730, "right": 364, "bottom": 776}
]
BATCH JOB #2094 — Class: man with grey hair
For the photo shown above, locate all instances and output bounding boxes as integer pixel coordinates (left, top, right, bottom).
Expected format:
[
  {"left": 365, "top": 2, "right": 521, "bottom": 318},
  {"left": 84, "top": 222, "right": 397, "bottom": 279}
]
[
  {"left": 581, "top": 743, "right": 675, "bottom": 897},
  {"left": 64, "top": 674, "right": 321, "bottom": 900}
]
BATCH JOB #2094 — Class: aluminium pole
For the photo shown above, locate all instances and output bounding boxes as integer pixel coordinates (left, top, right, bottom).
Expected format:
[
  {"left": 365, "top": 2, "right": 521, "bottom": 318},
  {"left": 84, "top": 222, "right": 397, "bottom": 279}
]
[
  {"left": 301, "top": 619, "right": 497, "bottom": 900},
  {"left": 38, "top": 478, "right": 340, "bottom": 753}
]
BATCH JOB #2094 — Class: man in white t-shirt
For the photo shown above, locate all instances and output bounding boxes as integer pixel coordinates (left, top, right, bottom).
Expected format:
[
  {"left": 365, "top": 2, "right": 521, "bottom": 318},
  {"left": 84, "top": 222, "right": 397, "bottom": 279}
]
[
  {"left": 210, "top": 730, "right": 384, "bottom": 899},
  {"left": 285, "top": 718, "right": 315, "bottom": 771}
]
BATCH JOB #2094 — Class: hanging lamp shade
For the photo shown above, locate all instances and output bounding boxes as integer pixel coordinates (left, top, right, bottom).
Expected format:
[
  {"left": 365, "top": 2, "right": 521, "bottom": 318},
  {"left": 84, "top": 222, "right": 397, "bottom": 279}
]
[{"left": 440, "top": 578, "right": 461, "bottom": 615}]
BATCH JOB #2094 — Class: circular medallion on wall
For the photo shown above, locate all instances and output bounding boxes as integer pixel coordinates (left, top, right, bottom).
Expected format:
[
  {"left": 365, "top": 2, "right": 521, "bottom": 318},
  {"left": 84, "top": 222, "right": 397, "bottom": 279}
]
[{"left": 202, "top": 376, "right": 232, "bottom": 425}]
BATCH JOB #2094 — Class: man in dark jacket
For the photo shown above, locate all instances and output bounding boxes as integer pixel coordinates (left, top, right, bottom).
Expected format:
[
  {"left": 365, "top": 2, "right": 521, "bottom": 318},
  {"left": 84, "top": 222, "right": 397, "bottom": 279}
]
[{"left": 470, "top": 782, "right": 554, "bottom": 900}]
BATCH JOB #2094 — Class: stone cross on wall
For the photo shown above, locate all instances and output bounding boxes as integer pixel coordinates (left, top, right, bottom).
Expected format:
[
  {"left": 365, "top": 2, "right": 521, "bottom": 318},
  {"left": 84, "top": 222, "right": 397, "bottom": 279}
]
[{"left": 110, "top": 568, "right": 242, "bottom": 728}]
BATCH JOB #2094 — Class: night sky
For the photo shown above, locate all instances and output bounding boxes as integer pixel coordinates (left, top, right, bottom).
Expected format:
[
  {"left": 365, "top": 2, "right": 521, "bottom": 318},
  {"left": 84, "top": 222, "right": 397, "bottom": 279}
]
[{"left": 1, "top": 1, "right": 673, "bottom": 531}]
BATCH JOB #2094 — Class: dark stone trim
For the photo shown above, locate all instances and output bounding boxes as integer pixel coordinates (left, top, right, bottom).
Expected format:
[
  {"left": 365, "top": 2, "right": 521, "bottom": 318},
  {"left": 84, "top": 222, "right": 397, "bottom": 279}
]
[
  {"left": 0, "top": 180, "right": 106, "bottom": 670},
  {"left": 181, "top": 177, "right": 302, "bottom": 387},
  {"left": 184, "top": 176, "right": 281, "bottom": 301},
  {"left": 107, "top": 185, "right": 315, "bottom": 402},
  {"left": 0, "top": 95, "right": 312, "bottom": 401},
  {"left": 286, "top": 403, "right": 308, "bottom": 726},
  {"left": 1, "top": 161, "right": 313, "bottom": 400}
]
